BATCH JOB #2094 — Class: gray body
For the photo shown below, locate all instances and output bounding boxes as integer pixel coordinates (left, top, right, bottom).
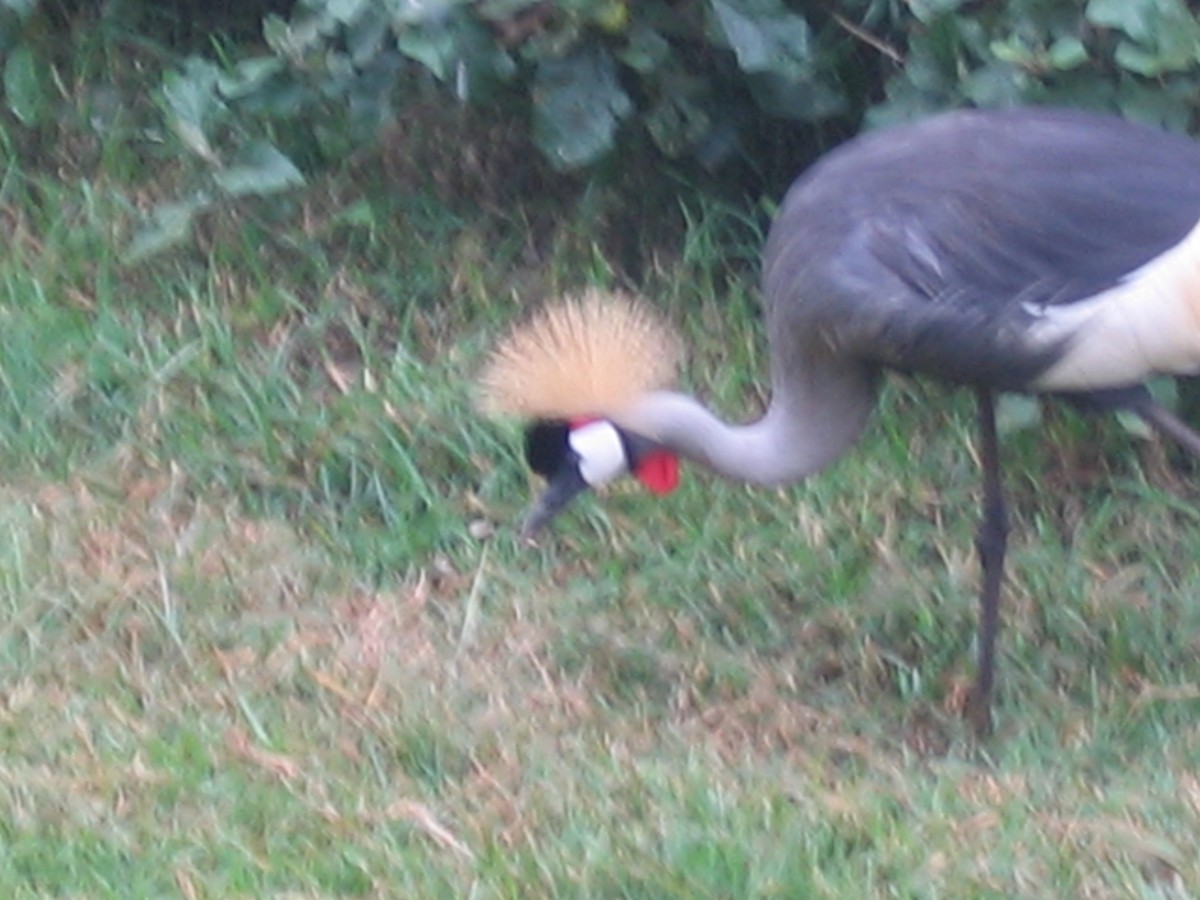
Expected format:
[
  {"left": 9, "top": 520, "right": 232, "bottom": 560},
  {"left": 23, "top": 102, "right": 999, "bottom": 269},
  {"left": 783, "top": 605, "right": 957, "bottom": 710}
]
[{"left": 764, "top": 107, "right": 1200, "bottom": 394}]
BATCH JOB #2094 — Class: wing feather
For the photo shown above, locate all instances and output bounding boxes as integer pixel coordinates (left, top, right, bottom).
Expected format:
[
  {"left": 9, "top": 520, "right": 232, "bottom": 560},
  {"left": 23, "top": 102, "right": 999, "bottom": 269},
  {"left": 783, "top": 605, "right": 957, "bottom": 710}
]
[{"left": 765, "top": 108, "right": 1200, "bottom": 389}]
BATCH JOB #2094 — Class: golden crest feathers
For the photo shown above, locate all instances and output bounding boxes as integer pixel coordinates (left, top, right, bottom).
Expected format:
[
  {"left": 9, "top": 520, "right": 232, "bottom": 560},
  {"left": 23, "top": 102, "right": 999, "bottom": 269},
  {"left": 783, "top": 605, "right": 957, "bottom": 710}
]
[{"left": 478, "top": 289, "right": 683, "bottom": 420}]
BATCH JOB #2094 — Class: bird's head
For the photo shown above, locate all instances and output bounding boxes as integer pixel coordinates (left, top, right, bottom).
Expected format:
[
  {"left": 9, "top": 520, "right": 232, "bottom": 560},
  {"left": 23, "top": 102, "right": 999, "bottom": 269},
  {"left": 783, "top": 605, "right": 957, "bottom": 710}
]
[
  {"left": 520, "top": 417, "right": 679, "bottom": 535},
  {"left": 478, "top": 290, "right": 684, "bottom": 535}
]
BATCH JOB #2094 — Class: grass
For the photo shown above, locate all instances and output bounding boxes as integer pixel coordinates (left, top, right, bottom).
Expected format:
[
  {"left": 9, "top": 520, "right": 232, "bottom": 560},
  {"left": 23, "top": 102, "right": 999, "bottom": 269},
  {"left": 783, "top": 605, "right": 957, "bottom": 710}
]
[{"left": 2, "top": 37, "right": 1200, "bottom": 899}]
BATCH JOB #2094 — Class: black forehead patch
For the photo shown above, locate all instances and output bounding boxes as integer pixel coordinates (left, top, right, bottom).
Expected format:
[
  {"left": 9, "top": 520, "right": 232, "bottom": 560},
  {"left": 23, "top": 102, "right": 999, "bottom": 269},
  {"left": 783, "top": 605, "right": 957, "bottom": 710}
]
[{"left": 524, "top": 420, "right": 571, "bottom": 479}]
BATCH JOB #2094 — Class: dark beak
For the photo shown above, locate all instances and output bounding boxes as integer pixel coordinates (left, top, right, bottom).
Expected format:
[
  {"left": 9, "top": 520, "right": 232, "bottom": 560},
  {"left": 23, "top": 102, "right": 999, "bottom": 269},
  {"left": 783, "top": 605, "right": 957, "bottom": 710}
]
[{"left": 521, "top": 465, "right": 589, "bottom": 538}]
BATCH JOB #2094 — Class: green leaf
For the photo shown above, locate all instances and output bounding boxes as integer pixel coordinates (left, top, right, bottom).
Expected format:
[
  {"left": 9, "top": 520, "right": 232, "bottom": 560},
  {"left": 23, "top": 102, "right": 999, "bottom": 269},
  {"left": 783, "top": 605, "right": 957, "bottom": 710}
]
[
  {"left": 216, "top": 57, "right": 286, "bottom": 101},
  {"left": 333, "top": 199, "right": 376, "bottom": 228},
  {"left": 346, "top": 2, "right": 391, "bottom": 64},
  {"left": 905, "top": 0, "right": 970, "bottom": 25},
  {"left": 391, "top": 0, "right": 465, "bottom": 26},
  {"left": 1114, "top": 42, "right": 1166, "bottom": 75},
  {"left": 325, "top": 0, "right": 371, "bottom": 24},
  {"left": 710, "top": 0, "right": 844, "bottom": 120},
  {"left": 161, "top": 57, "right": 222, "bottom": 128},
  {"left": 1148, "top": 376, "right": 1180, "bottom": 409},
  {"left": 615, "top": 24, "right": 670, "bottom": 74},
  {"left": 1116, "top": 77, "right": 1193, "bottom": 131},
  {"left": 2, "top": 0, "right": 38, "bottom": 16},
  {"left": 160, "top": 57, "right": 224, "bottom": 164},
  {"left": 1047, "top": 36, "right": 1089, "bottom": 70},
  {"left": 170, "top": 120, "right": 221, "bottom": 166},
  {"left": 475, "top": 0, "right": 545, "bottom": 13},
  {"left": 0, "top": 2, "right": 33, "bottom": 54},
  {"left": 961, "top": 61, "right": 1025, "bottom": 107},
  {"left": 989, "top": 37, "right": 1038, "bottom": 68},
  {"left": 396, "top": 16, "right": 513, "bottom": 98},
  {"left": 123, "top": 198, "right": 210, "bottom": 265},
  {"left": 396, "top": 25, "right": 461, "bottom": 80},
  {"left": 711, "top": 0, "right": 813, "bottom": 78},
  {"left": 1118, "top": 377, "right": 1181, "bottom": 439},
  {"left": 1086, "top": 0, "right": 1155, "bottom": 41},
  {"left": 1086, "top": 0, "right": 1200, "bottom": 74},
  {"left": 263, "top": 13, "right": 329, "bottom": 60},
  {"left": 996, "top": 394, "right": 1043, "bottom": 436},
  {"left": 1116, "top": 409, "right": 1154, "bottom": 440},
  {"left": 3, "top": 44, "right": 43, "bottom": 123},
  {"left": 214, "top": 142, "right": 305, "bottom": 197},
  {"left": 532, "top": 45, "right": 632, "bottom": 170}
]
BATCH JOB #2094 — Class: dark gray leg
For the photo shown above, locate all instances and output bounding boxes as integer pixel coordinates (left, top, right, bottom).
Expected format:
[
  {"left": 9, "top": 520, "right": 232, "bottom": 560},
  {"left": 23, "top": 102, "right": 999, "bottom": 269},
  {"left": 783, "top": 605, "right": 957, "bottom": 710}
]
[
  {"left": 960, "top": 387, "right": 1200, "bottom": 737},
  {"left": 1130, "top": 393, "right": 1200, "bottom": 460},
  {"left": 967, "top": 388, "right": 1008, "bottom": 737}
]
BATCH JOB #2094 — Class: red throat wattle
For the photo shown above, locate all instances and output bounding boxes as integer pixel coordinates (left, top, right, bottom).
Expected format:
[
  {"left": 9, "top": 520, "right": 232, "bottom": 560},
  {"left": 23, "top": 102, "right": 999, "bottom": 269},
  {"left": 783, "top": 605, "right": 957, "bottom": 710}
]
[{"left": 634, "top": 450, "right": 680, "bottom": 494}]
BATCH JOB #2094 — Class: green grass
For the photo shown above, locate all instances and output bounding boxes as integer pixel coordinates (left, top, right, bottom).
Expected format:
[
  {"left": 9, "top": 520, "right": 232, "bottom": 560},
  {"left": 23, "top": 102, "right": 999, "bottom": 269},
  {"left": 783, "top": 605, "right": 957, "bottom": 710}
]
[{"left": 2, "top": 45, "right": 1200, "bottom": 899}]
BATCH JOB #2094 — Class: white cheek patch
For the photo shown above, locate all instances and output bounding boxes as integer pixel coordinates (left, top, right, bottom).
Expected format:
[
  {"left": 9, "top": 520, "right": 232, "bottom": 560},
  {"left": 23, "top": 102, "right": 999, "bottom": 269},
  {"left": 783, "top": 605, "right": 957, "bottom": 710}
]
[{"left": 568, "top": 421, "right": 628, "bottom": 487}]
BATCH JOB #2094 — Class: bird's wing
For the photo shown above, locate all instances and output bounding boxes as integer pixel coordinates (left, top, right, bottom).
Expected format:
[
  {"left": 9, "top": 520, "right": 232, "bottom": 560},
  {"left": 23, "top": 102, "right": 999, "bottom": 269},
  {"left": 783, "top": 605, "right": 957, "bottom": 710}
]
[{"left": 766, "top": 108, "right": 1200, "bottom": 390}]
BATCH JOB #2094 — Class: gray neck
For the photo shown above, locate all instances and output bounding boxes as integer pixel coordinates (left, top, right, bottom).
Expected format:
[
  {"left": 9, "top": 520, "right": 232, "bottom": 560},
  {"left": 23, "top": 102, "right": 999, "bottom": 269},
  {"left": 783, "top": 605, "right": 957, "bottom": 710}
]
[{"left": 614, "top": 363, "right": 878, "bottom": 486}]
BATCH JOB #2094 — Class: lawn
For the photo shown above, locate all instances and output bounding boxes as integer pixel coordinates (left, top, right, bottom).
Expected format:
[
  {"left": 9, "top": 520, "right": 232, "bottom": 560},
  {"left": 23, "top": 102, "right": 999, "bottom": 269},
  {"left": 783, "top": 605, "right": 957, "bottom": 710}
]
[{"left": 1, "top": 37, "right": 1199, "bottom": 899}]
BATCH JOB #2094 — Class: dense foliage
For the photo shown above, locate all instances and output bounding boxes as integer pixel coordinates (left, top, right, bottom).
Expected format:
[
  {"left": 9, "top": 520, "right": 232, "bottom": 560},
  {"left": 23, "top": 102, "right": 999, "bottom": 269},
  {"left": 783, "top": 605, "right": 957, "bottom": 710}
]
[
  {"left": 227, "top": 0, "right": 1200, "bottom": 167},
  {"left": 9, "top": 1, "right": 1200, "bottom": 163},
  {"left": 159, "top": 0, "right": 1200, "bottom": 169},
  {"left": 6, "top": 0, "right": 1200, "bottom": 258}
]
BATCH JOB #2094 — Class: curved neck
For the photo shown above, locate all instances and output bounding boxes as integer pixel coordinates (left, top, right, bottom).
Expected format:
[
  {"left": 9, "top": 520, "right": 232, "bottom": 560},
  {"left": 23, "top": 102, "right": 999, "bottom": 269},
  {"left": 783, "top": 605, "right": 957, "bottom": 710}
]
[{"left": 615, "top": 363, "right": 878, "bottom": 486}]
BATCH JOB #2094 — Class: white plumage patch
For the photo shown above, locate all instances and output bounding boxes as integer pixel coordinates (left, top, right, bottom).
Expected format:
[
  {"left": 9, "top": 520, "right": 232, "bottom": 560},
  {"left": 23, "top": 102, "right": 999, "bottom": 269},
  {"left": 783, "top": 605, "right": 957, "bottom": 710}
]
[
  {"left": 568, "top": 421, "right": 628, "bottom": 487},
  {"left": 1031, "top": 218, "right": 1200, "bottom": 390}
]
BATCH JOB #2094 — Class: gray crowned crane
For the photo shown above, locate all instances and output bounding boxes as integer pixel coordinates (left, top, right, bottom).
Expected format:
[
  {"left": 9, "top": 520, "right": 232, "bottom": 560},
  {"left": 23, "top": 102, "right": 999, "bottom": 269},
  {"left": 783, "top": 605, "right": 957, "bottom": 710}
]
[{"left": 479, "top": 107, "right": 1200, "bottom": 736}]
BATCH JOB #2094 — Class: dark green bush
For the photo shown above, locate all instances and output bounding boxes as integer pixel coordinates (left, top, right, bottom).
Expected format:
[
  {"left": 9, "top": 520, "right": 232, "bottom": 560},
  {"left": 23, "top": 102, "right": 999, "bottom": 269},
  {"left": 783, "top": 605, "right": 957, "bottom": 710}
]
[
  {"left": 7, "top": 0, "right": 1200, "bottom": 259},
  {"left": 216, "top": 0, "right": 1200, "bottom": 172}
]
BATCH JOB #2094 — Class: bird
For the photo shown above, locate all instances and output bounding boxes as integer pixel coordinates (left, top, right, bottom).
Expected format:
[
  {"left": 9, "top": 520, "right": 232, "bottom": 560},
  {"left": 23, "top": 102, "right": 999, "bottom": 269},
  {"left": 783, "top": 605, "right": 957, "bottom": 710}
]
[{"left": 479, "top": 106, "right": 1200, "bottom": 736}]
